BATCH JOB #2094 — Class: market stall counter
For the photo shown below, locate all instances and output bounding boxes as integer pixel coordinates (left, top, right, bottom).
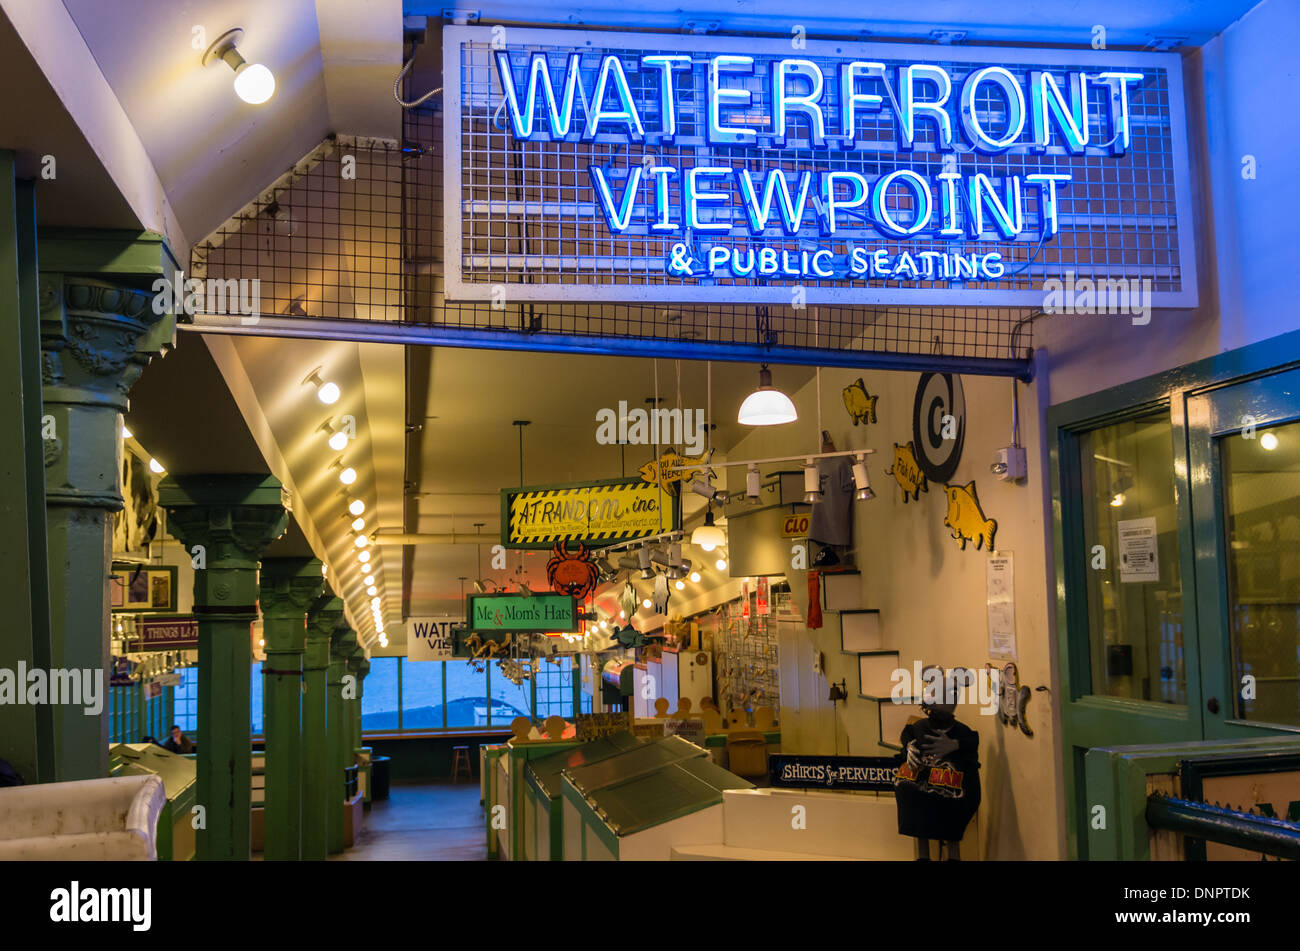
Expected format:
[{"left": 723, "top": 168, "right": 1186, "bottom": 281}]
[
  {"left": 522, "top": 731, "right": 647, "bottom": 861},
  {"left": 560, "top": 735, "right": 754, "bottom": 860},
  {"left": 109, "top": 743, "right": 198, "bottom": 861}
]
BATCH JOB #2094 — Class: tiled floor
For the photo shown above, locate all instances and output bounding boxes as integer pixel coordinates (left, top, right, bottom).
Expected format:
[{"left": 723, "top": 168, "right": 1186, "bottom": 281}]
[{"left": 329, "top": 779, "right": 488, "bottom": 861}]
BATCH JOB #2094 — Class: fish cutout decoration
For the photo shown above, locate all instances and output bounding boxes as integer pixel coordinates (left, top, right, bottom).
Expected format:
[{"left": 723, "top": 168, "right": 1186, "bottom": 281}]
[
  {"left": 885, "top": 441, "right": 928, "bottom": 502},
  {"left": 638, "top": 448, "right": 712, "bottom": 489},
  {"left": 842, "top": 378, "right": 878, "bottom": 426},
  {"left": 942, "top": 481, "right": 997, "bottom": 551}
]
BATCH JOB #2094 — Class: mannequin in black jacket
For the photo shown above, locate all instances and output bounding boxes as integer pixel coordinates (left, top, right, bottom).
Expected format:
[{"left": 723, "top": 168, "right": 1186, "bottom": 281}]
[{"left": 894, "top": 694, "right": 981, "bottom": 860}]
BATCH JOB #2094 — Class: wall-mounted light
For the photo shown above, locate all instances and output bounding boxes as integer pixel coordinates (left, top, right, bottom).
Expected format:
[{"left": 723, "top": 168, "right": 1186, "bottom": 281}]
[
  {"left": 351, "top": 517, "right": 366, "bottom": 532},
  {"left": 318, "top": 419, "right": 350, "bottom": 451},
  {"left": 302, "top": 367, "right": 340, "bottom": 405},
  {"left": 203, "top": 28, "right": 276, "bottom": 105},
  {"left": 1261, "top": 432, "right": 1280, "bottom": 451},
  {"left": 689, "top": 571, "right": 701, "bottom": 583},
  {"left": 149, "top": 458, "right": 166, "bottom": 475},
  {"left": 121, "top": 425, "right": 133, "bottom": 439},
  {"left": 715, "top": 557, "right": 727, "bottom": 571},
  {"left": 348, "top": 498, "right": 365, "bottom": 516}
]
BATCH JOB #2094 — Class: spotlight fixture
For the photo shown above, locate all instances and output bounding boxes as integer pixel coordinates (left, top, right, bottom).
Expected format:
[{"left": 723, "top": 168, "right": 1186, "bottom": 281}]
[
  {"left": 351, "top": 517, "right": 365, "bottom": 532},
  {"left": 803, "top": 460, "right": 823, "bottom": 503},
  {"left": 637, "top": 546, "right": 654, "bottom": 580},
  {"left": 364, "top": 575, "right": 375, "bottom": 586},
  {"left": 302, "top": 368, "right": 340, "bottom": 405},
  {"left": 689, "top": 479, "right": 717, "bottom": 500},
  {"left": 1109, "top": 493, "right": 1125, "bottom": 508},
  {"left": 692, "top": 505, "right": 726, "bottom": 551},
  {"left": 348, "top": 498, "right": 365, "bottom": 516},
  {"left": 203, "top": 28, "right": 276, "bottom": 105},
  {"left": 738, "top": 364, "right": 798, "bottom": 426},
  {"left": 354, "top": 536, "right": 368, "bottom": 548},
  {"left": 852, "top": 456, "right": 876, "bottom": 501},
  {"left": 367, "top": 586, "right": 378, "bottom": 596},
  {"left": 359, "top": 550, "right": 371, "bottom": 563},
  {"left": 745, "top": 465, "right": 762, "bottom": 504}
]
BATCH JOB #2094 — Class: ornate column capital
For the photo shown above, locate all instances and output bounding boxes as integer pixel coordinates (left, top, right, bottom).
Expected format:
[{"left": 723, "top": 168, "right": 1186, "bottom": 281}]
[
  {"left": 158, "top": 475, "right": 288, "bottom": 615},
  {"left": 259, "top": 558, "right": 324, "bottom": 653},
  {"left": 306, "top": 595, "right": 345, "bottom": 671}
]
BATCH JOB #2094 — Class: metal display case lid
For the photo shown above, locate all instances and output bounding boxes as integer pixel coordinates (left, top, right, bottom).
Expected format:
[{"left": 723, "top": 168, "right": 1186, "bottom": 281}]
[
  {"left": 581, "top": 756, "right": 754, "bottom": 838},
  {"left": 108, "top": 743, "right": 197, "bottom": 800},
  {"left": 561, "top": 734, "right": 706, "bottom": 797},
  {"left": 526, "top": 731, "right": 647, "bottom": 800}
]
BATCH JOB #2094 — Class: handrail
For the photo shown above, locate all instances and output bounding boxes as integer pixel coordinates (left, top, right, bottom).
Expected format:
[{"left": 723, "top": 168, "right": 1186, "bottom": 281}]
[{"left": 1146, "top": 792, "right": 1300, "bottom": 860}]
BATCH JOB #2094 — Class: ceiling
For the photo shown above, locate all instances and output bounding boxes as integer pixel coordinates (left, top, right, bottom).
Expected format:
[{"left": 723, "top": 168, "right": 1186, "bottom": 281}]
[{"left": 410, "top": 0, "right": 1260, "bottom": 46}]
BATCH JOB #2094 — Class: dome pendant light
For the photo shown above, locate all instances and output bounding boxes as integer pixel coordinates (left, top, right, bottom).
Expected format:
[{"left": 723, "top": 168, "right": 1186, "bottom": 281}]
[
  {"left": 691, "top": 504, "right": 726, "bottom": 552},
  {"left": 203, "top": 29, "right": 276, "bottom": 105},
  {"left": 738, "top": 364, "right": 797, "bottom": 426}
]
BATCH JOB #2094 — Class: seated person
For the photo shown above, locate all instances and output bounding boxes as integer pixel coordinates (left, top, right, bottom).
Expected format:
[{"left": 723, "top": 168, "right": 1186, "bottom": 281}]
[{"left": 163, "top": 725, "right": 196, "bottom": 754}]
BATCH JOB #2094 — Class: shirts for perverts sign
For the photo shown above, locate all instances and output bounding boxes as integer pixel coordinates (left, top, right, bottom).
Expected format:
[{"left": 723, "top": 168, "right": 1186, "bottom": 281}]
[
  {"left": 407, "top": 618, "right": 460, "bottom": 661},
  {"left": 769, "top": 755, "right": 900, "bottom": 791},
  {"left": 467, "top": 593, "right": 580, "bottom": 633}
]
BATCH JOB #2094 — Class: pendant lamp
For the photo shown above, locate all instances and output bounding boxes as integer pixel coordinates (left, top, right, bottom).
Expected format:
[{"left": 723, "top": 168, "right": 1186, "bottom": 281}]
[
  {"left": 691, "top": 505, "right": 726, "bottom": 552},
  {"left": 737, "top": 364, "right": 797, "bottom": 426}
]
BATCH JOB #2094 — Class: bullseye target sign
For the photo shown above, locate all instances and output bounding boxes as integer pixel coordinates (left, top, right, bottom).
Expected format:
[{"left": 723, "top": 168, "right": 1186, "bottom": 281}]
[{"left": 912, "top": 373, "right": 966, "bottom": 484}]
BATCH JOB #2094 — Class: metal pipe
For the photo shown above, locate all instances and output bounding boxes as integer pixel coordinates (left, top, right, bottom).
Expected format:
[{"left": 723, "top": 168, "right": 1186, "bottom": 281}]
[
  {"left": 372, "top": 532, "right": 498, "bottom": 545},
  {"left": 183, "top": 315, "right": 1035, "bottom": 380},
  {"left": 666, "top": 447, "right": 875, "bottom": 473},
  {"left": 1146, "top": 794, "right": 1300, "bottom": 861}
]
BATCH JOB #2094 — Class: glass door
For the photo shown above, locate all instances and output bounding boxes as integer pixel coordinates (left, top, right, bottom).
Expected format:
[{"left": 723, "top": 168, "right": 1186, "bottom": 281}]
[{"left": 1188, "top": 368, "right": 1300, "bottom": 740}]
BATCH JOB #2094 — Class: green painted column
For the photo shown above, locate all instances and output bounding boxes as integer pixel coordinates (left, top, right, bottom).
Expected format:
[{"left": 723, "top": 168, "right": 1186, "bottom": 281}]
[
  {"left": 258, "top": 557, "right": 322, "bottom": 861},
  {"left": 348, "top": 650, "right": 369, "bottom": 756},
  {"left": 40, "top": 276, "right": 173, "bottom": 780},
  {"left": 158, "top": 476, "right": 287, "bottom": 862},
  {"left": 0, "top": 161, "right": 55, "bottom": 785},
  {"left": 304, "top": 592, "right": 343, "bottom": 861},
  {"left": 327, "top": 626, "right": 357, "bottom": 854}
]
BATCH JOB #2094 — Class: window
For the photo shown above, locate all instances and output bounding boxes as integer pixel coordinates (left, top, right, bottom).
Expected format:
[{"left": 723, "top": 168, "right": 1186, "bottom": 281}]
[
  {"left": 534, "top": 657, "right": 577, "bottom": 720},
  {"left": 444, "top": 662, "right": 490, "bottom": 727},
  {"left": 490, "top": 662, "right": 532, "bottom": 727},
  {"left": 401, "top": 660, "right": 444, "bottom": 729},
  {"left": 250, "top": 661, "right": 264, "bottom": 735},
  {"left": 361, "top": 656, "right": 400, "bottom": 730},
  {"left": 172, "top": 667, "right": 199, "bottom": 733}
]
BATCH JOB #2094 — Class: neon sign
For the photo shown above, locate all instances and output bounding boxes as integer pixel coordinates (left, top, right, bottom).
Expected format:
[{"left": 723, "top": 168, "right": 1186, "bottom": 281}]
[{"left": 444, "top": 27, "right": 1196, "bottom": 307}]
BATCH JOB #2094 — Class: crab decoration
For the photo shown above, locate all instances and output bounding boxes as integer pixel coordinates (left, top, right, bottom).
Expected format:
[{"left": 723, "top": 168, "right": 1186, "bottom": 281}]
[{"left": 546, "top": 540, "right": 599, "bottom": 601}]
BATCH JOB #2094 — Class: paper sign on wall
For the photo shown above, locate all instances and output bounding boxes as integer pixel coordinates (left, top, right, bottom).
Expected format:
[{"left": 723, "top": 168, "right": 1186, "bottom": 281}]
[
  {"left": 1118, "top": 517, "right": 1160, "bottom": 583},
  {"left": 406, "top": 617, "right": 460, "bottom": 661},
  {"left": 987, "top": 553, "right": 1016, "bottom": 661}
]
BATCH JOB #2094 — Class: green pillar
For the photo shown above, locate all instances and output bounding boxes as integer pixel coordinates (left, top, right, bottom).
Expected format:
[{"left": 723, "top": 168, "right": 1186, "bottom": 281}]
[
  {"left": 258, "top": 557, "right": 322, "bottom": 861},
  {"left": 304, "top": 592, "right": 343, "bottom": 861},
  {"left": 159, "top": 475, "right": 287, "bottom": 861},
  {"left": 328, "top": 626, "right": 357, "bottom": 853},
  {"left": 40, "top": 276, "right": 172, "bottom": 780},
  {"left": 0, "top": 158, "right": 54, "bottom": 785},
  {"left": 348, "top": 650, "right": 369, "bottom": 756}
]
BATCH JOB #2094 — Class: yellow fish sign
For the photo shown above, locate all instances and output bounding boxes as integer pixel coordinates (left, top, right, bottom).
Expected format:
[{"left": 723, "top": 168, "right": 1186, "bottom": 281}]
[
  {"left": 885, "top": 441, "right": 928, "bottom": 502},
  {"left": 638, "top": 448, "right": 712, "bottom": 489},
  {"left": 842, "top": 378, "right": 878, "bottom": 426},
  {"left": 943, "top": 481, "right": 997, "bottom": 551}
]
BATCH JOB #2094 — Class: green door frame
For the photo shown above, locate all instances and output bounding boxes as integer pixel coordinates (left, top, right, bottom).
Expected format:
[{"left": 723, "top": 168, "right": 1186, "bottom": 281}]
[{"left": 1049, "top": 327, "right": 1300, "bottom": 859}]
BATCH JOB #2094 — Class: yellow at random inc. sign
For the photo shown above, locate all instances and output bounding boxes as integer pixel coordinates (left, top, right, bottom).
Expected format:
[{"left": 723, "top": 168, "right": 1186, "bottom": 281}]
[{"left": 501, "top": 478, "right": 680, "bottom": 549}]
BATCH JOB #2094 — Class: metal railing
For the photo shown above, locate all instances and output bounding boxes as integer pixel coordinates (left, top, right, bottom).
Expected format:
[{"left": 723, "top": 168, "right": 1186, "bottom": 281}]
[{"left": 1146, "top": 792, "right": 1300, "bottom": 860}]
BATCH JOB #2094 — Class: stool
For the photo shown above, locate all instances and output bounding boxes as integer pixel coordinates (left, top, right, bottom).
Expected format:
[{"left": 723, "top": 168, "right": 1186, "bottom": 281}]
[{"left": 450, "top": 746, "right": 472, "bottom": 783}]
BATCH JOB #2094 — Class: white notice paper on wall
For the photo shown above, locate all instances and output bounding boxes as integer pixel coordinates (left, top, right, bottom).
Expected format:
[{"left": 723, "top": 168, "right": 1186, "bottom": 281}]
[
  {"left": 1118, "top": 517, "right": 1160, "bottom": 583},
  {"left": 987, "top": 553, "right": 1016, "bottom": 661},
  {"left": 406, "top": 617, "right": 460, "bottom": 661}
]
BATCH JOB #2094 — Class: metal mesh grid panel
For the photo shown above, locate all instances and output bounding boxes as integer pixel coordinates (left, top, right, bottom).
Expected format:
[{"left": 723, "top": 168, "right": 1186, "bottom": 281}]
[
  {"left": 407, "top": 102, "right": 1034, "bottom": 362},
  {"left": 444, "top": 27, "right": 1195, "bottom": 309},
  {"left": 191, "top": 139, "right": 403, "bottom": 322}
]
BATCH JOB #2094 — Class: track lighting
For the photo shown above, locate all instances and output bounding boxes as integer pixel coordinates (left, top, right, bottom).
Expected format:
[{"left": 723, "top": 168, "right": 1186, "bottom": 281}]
[
  {"left": 853, "top": 456, "right": 876, "bottom": 501},
  {"left": 803, "top": 461, "right": 823, "bottom": 503},
  {"left": 738, "top": 364, "right": 797, "bottom": 426},
  {"left": 689, "top": 479, "right": 716, "bottom": 500},
  {"left": 638, "top": 546, "right": 654, "bottom": 580},
  {"left": 746, "top": 465, "right": 762, "bottom": 504},
  {"left": 203, "top": 28, "right": 276, "bottom": 105},
  {"left": 302, "top": 368, "right": 340, "bottom": 405}
]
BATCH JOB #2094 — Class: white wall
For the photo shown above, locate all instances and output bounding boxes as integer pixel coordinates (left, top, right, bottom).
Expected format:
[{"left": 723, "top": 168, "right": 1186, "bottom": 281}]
[{"left": 722, "top": 363, "right": 1061, "bottom": 859}]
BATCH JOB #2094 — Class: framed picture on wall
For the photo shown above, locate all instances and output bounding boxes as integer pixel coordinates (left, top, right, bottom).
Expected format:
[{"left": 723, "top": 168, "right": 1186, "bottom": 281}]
[{"left": 109, "top": 564, "right": 178, "bottom": 613}]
